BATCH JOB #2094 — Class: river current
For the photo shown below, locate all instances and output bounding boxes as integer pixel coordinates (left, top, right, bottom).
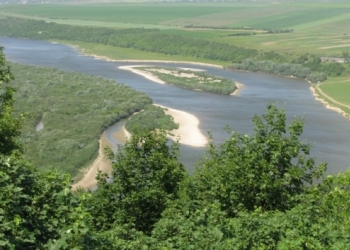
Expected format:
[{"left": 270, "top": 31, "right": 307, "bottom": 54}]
[{"left": 1, "top": 37, "right": 349, "bottom": 175}]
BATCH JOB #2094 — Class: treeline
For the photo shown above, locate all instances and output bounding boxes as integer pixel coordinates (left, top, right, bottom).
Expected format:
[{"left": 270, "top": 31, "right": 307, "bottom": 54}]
[
  {"left": 10, "top": 62, "right": 152, "bottom": 176},
  {"left": 184, "top": 25, "right": 294, "bottom": 33},
  {"left": 222, "top": 32, "right": 257, "bottom": 37},
  {"left": 230, "top": 59, "right": 327, "bottom": 83},
  {"left": 296, "top": 55, "right": 346, "bottom": 77},
  {"left": 0, "top": 17, "right": 258, "bottom": 63},
  {"left": 125, "top": 104, "right": 179, "bottom": 132}
]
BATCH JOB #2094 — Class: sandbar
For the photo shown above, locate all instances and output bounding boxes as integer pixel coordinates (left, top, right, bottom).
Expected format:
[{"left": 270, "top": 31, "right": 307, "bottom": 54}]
[
  {"left": 154, "top": 104, "right": 208, "bottom": 147},
  {"left": 119, "top": 65, "right": 165, "bottom": 84},
  {"left": 113, "top": 104, "right": 208, "bottom": 147},
  {"left": 231, "top": 81, "right": 245, "bottom": 96}
]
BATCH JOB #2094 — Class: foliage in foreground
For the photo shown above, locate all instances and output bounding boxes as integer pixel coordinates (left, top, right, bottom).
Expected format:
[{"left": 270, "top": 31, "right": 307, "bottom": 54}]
[
  {"left": 2, "top": 49, "right": 350, "bottom": 249},
  {"left": 0, "top": 47, "right": 92, "bottom": 249}
]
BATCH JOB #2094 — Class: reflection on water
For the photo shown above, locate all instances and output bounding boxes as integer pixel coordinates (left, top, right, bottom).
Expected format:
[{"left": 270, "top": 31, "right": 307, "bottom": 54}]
[{"left": 1, "top": 37, "right": 350, "bottom": 175}]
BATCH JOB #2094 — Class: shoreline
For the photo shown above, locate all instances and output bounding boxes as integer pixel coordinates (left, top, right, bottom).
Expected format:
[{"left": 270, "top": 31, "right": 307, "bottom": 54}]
[
  {"left": 73, "top": 103, "right": 208, "bottom": 190},
  {"left": 231, "top": 82, "right": 245, "bottom": 96},
  {"left": 310, "top": 85, "right": 350, "bottom": 121},
  {"left": 113, "top": 104, "right": 208, "bottom": 148},
  {"left": 119, "top": 65, "right": 166, "bottom": 84},
  {"left": 71, "top": 133, "right": 112, "bottom": 190},
  {"left": 155, "top": 104, "right": 208, "bottom": 147}
]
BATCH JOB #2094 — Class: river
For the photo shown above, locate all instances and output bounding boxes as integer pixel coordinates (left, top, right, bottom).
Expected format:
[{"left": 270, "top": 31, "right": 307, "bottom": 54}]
[{"left": 1, "top": 37, "right": 349, "bottom": 175}]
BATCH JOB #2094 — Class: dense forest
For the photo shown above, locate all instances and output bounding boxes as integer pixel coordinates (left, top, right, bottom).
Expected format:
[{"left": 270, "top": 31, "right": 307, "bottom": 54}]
[
  {"left": 2, "top": 49, "right": 350, "bottom": 249},
  {"left": 10, "top": 62, "right": 152, "bottom": 176},
  {"left": 0, "top": 17, "right": 344, "bottom": 82}
]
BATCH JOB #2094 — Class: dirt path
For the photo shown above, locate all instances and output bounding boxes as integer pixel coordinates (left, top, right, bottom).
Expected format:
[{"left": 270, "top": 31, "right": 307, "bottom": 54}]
[
  {"left": 310, "top": 83, "right": 350, "bottom": 120},
  {"left": 315, "top": 82, "right": 350, "bottom": 110}
]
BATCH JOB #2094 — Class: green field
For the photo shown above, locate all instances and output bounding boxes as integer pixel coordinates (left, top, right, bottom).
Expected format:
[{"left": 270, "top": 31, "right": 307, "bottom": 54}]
[
  {"left": 1, "top": 2, "right": 350, "bottom": 55},
  {"left": 316, "top": 77, "right": 350, "bottom": 115}
]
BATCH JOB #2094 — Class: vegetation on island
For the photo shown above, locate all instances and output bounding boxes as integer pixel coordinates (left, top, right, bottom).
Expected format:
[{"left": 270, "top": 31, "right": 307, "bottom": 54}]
[
  {"left": 9, "top": 62, "right": 152, "bottom": 176},
  {"left": 125, "top": 104, "right": 179, "bottom": 132},
  {"left": 3, "top": 53, "right": 350, "bottom": 247},
  {"left": 139, "top": 67, "right": 237, "bottom": 95}
]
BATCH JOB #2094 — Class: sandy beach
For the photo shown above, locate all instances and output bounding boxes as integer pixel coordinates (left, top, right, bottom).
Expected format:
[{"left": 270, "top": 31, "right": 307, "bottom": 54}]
[
  {"left": 71, "top": 134, "right": 112, "bottom": 190},
  {"left": 119, "top": 65, "right": 166, "bottom": 84},
  {"left": 231, "top": 82, "right": 245, "bottom": 96},
  {"left": 113, "top": 104, "right": 208, "bottom": 148},
  {"left": 154, "top": 104, "right": 208, "bottom": 147}
]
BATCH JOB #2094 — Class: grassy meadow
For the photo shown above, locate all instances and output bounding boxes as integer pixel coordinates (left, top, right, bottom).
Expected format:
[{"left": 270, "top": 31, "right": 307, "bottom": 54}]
[{"left": 0, "top": 1, "right": 349, "bottom": 114}]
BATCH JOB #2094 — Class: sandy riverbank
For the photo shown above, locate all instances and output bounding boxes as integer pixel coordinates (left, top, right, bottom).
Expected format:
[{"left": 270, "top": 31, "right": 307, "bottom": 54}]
[
  {"left": 156, "top": 104, "right": 208, "bottom": 147},
  {"left": 114, "top": 104, "right": 208, "bottom": 148},
  {"left": 231, "top": 82, "right": 245, "bottom": 96},
  {"left": 73, "top": 104, "right": 207, "bottom": 190},
  {"left": 71, "top": 134, "right": 112, "bottom": 190},
  {"left": 119, "top": 65, "right": 166, "bottom": 84},
  {"left": 310, "top": 85, "right": 350, "bottom": 121}
]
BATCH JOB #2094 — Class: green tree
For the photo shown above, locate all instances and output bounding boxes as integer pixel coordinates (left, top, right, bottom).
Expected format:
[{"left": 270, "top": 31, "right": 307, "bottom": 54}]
[
  {"left": 193, "top": 104, "right": 326, "bottom": 216},
  {"left": 88, "top": 129, "right": 186, "bottom": 234},
  {"left": 0, "top": 47, "right": 23, "bottom": 155},
  {"left": 0, "top": 47, "right": 94, "bottom": 249}
]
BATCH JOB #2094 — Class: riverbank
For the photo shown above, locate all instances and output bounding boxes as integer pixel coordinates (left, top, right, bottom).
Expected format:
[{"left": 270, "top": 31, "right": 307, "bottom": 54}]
[
  {"left": 155, "top": 104, "right": 208, "bottom": 147},
  {"left": 119, "top": 65, "right": 165, "bottom": 84},
  {"left": 231, "top": 82, "right": 244, "bottom": 96},
  {"left": 73, "top": 104, "right": 207, "bottom": 190},
  {"left": 310, "top": 85, "right": 350, "bottom": 121},
  {"left": 71, "top": 134, "right": 112, "bottom": 190},
  {"left": 113, "top": 104, "right": 208, "bottom": 148}
]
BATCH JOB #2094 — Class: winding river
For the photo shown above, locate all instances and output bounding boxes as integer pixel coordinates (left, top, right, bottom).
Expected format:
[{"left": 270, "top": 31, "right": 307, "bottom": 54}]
[{"left": 1, "top": 37, "right": 350, "bottom": 175}]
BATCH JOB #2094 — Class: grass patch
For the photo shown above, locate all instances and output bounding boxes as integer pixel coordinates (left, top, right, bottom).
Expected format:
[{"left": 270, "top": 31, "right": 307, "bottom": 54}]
[{"left": 319, "top": 79, "right": 350, "bottom": 106}]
